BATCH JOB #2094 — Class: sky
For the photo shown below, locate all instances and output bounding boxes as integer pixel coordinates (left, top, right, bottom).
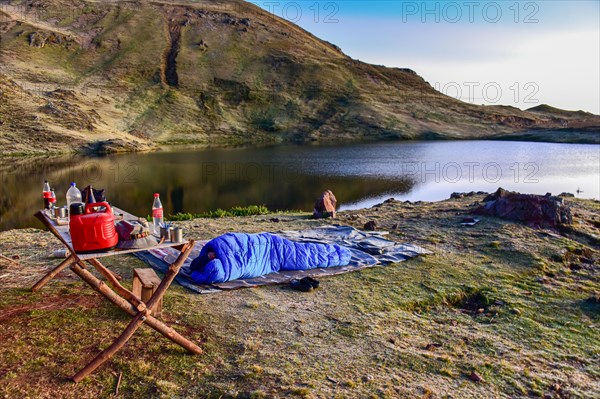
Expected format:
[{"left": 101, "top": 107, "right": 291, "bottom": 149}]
[{"left": 249, "top": 0, "right": 600, "bottom": 114}]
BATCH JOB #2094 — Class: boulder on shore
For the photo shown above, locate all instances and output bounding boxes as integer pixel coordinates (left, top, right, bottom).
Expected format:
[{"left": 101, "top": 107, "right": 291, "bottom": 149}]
[
  {"left": 313, "top": 190, "right": 337, "bottom": 219},
  {"left": 474, "top": 188, "right": 572, "bottom": 229}
]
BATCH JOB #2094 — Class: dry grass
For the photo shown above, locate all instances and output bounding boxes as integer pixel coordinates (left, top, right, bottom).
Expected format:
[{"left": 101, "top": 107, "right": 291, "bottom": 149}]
[{"left": 0, "top": 195, "right": 598, "bottom": 398}]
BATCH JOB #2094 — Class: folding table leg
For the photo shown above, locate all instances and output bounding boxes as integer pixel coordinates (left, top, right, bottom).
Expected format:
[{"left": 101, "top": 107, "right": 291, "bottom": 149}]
[
  {"left": 72, "top": 312, "right": 147, "bottom": 382},
  {"left": 85, "top": 259, "right": 147, "bottom": 312},
  {"left": 70, "top": 240, "right": 200, "bottom": 382},
  {"left": 69, "top": 262, "right": 202, "bottom": 353},
  {"left": 31, "top": 255, "right": 77, "bottom": 292}
]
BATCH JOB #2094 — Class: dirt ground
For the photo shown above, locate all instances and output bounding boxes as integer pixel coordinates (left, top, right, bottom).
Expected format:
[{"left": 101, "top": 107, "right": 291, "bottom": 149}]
[{"left": 0, "top": 194, "right": 598, "bottom": 398}]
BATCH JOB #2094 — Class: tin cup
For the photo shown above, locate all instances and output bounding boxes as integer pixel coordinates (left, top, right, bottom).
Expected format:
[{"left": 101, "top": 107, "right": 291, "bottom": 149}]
[
  {"left": 170, "top": 227, "right": 183, "bottom": 243},
  {"left": 53, "top": 206, "right": 67, "bottom": 219},
  {"left": 160, "top": 227, "right": 169, "bottom": 240}
]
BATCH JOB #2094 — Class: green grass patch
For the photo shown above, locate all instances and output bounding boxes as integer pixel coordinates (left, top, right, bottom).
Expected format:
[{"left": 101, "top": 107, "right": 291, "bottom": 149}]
[{"left": 169, "top": 205, "right": 270, "bottom": 220}]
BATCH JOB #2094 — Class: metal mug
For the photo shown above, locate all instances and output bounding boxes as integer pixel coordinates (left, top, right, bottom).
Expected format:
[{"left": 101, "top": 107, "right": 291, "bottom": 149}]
[
  {"left": 53, "top": 206, "right": 67, "bottom": 219},
  {"left": 160, "top": 227, "right": 169, "bottom": 240},
  {"left": 171, "top": 227, "right": 183, "bottom": 243}
]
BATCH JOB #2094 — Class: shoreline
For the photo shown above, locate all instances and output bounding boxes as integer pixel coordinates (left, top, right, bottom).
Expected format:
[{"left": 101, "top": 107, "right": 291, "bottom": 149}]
[{"left": 1, "top": 130, "right": 599, "bottom": 158}]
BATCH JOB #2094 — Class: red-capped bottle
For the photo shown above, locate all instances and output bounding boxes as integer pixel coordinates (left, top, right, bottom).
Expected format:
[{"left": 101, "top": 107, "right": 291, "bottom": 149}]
[
  {"left": 152, "top": 193, "right": 164, "bottom": 234},
  {"left": 43, "top": 180, "right": 52, "bottom": 209}
]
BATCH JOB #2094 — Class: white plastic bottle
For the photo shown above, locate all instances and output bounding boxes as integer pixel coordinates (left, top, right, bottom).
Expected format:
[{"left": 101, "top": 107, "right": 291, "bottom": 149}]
[
  {"left": 152, "top": 193, "right": 164, "bottom": 234},
  {"left": 66, "top": 182, "right": 82, "bottom": 208}
]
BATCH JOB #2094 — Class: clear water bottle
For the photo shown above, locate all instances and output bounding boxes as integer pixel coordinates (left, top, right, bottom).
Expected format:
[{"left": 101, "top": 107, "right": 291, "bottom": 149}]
[
  {"left": 152, "top": 193, "right": 164, "bottom": 234},
  {"left": 66, "top": 182, "right": 82, "bottom": 208},
  {"left": 49, "top": 188, "right": 57, "bottom": 208}
]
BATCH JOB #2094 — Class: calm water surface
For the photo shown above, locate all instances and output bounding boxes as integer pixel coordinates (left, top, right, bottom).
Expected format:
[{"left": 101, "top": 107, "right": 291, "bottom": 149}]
[{"left": 1, "top": 140, "right": 598, "bottom": 230}]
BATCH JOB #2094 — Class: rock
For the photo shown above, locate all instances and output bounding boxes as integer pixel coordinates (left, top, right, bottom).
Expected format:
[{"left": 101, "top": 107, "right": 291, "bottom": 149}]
[
  {"left": 451, "top": 191, "right": 481, "bottom": 199},
  {"left": 475, "top": 188, "right": 572, "bottom": 229},
  {"left": 270, "top": 217, "right": 280, "bottom": 223},
  {"left": 313, "top": 190, "right": 337, "bottom": 219},
  {"left": 364, "top": 221, "right": 377, "bottom": 231},
  {"left": 569, "top": 263, "right": 582, "bottom": 271},
  {"left": 425, "top": 343, "right": 441, "bottom": 351},
  {"left": 559, "top": 192, "right": 575, "bottom": 197},
  {"left": 29, "top": 32, "right": 47, "bottom": 48},
  {"left": 468, "top": 371, "right": 484, "bottom": 382},
  {"left": 84, "top": 139, "right": 151, "bottom": 154},
  {"left": 553, "top": 383, "right": 561, "bottom": 392},
  {"left": 586, "top": 292, "right": 600, "bottom": 304}
]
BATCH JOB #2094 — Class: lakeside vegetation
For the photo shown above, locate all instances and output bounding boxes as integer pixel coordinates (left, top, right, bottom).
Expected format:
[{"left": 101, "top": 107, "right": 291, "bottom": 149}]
[{"left": 168, "top": 205, "right": 270, "bottom": 220}]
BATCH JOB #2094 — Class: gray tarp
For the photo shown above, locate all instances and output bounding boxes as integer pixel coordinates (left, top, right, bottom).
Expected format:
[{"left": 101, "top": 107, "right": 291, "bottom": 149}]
[{"left": 134, "top": 225, "right": 431, "bottom": 294}]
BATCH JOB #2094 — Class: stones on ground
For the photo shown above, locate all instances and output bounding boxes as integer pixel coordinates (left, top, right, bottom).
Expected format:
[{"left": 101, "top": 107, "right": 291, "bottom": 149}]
[
  {"left": 364, "top": 221, "right": 377, "bottom": 231},
  {"left": 475, "top": 188, "right": 572, "bottom": 229},
  {"left": 468, "top": 371, "right": 484, "bottom": 382},
  {"left": 451, "top": 191, "right": 487, "bottom": 199},
  {"left": 425, "top": 343, "right": 442, "bottom": 351},
  {"left": 313, "top": 190, "right": 337, "bottom": 219}
]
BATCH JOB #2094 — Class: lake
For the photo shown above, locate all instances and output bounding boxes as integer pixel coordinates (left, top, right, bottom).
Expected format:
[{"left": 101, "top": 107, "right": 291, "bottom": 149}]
[{"left": 1, "top": 140, "right": 598, "bottom": 230}]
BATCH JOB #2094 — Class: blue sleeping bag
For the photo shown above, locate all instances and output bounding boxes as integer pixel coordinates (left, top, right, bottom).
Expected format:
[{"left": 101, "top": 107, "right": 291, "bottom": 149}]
[{"left": 189, "top": 233, "right": 352, "bottom": 284}]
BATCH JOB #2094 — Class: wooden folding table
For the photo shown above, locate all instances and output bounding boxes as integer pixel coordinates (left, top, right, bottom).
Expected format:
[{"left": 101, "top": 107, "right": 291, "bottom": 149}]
[{"left": 32, "top": 207, "right": 202, "bottom": 382}]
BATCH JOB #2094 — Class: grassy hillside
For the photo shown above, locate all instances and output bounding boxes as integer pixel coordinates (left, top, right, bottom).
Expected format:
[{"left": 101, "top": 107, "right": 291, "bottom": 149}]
[{"left": 1, "top": 0, "right": 599, "bottom": 155}]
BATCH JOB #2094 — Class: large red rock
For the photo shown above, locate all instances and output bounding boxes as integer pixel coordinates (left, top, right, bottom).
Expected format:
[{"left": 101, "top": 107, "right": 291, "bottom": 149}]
[
  {"left": 474, "top": 188, "right": 572, "bottom": 229},
  {"left": 313, "top": 190, "right": 337, "bottom": 218}
]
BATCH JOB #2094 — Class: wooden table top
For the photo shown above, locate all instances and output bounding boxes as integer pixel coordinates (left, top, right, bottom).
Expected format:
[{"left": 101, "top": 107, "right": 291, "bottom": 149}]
[{"left": 37, "top": 206, "right": 187, "bottom": 260}]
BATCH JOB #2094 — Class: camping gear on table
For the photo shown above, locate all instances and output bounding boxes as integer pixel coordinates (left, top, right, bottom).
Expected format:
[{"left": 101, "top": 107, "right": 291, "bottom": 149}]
[
  {"left": 80, "top": 185, "right": 106, "bottom": 204},
  {"left": 43, "top": 180, "right": 52, "bottom": 209},
  {"left": 189, "top": 232, "right": 351, "bottom": 284},
  {"left": 115, "top": 219, "right": 159, "bottom": 249},
  {"left": 152, "top": 193, "right": 164, "bottom": 234},
  {"left": 53, "top": 206, "right": 67, "bottom": 219},
  {"left": 49, "top": 188, "right": 57, "bottom": 208},
  {"left": 69, "top": 201, "right": 118, "bottom": 253},
  {"left": 66, "top": 182, "right": 82, "bottom": 209}
]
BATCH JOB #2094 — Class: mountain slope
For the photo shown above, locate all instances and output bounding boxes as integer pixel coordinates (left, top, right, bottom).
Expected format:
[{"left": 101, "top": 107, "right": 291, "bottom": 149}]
[{"left": 1, "top": 0, "right": 598, "bottom": 155}]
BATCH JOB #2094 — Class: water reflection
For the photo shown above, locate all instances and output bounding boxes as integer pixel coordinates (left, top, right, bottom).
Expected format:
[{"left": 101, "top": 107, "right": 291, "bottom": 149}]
[
  {"left": 0, "top": 147, "right": 415, "bottom": 230},
  {"left": 1, "top": 140, "right": 598, "bottom": 230}
]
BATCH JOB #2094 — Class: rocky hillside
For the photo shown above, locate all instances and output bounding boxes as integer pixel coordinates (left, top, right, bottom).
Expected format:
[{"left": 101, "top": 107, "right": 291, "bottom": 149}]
[{"left": 1, "top": 0, "right": 598, "bottom": 155}]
